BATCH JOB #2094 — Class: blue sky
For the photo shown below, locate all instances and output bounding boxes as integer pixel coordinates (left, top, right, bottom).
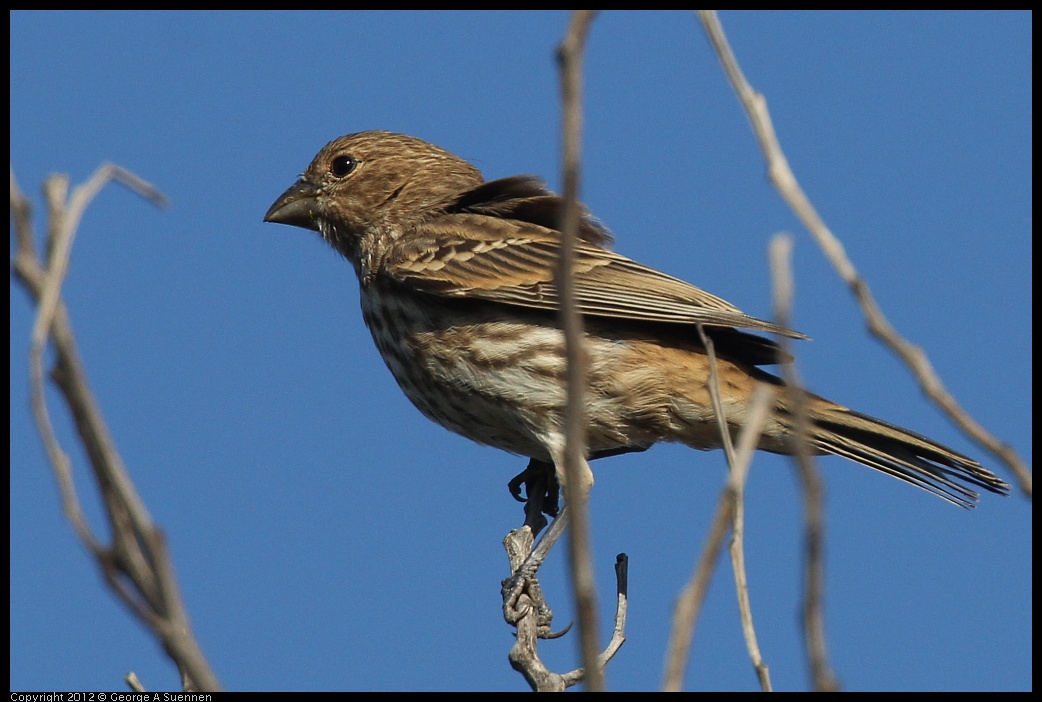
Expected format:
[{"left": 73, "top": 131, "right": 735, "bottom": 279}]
[{"left": 10, "top": 11, "right": 1030, "bottom": 692}]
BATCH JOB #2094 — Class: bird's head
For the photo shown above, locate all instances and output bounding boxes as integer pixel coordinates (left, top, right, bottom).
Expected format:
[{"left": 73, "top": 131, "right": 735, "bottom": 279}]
[{"left": 265, "top": 130, "right": 484, "bottom": 255}]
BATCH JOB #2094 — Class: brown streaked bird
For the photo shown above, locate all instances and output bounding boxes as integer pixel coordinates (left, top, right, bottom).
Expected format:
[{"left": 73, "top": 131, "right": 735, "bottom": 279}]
[{"left": 264, "top": 130, "right": 1008, "bottom": 509}]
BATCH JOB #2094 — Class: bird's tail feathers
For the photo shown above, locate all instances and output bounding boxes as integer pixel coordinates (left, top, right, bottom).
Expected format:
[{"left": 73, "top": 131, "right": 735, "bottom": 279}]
[{"left": 793, "top": 402, "right": 1009, "bottom": 508}]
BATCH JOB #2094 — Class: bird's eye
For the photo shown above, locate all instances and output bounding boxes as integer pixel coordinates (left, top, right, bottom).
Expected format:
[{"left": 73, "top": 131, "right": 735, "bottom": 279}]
[{"left": 330, "top": 155, "right": 357, "bottom": 178}]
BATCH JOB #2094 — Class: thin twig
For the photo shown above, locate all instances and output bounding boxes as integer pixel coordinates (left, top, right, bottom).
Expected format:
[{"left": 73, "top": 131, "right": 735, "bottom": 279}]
[
  {"left": 562, "top": 554, "right": 629, "bottom": 688},
  {"left": 697, "top": 9, "right": 1030, "bottom": 496},
  {"left": 696, "top": 326, "right": 736, "bottom": 467},
  {"left": 661, "top": 487, "right": 732, "bottom": 691},
  {"left": 13, "top": 170, "right": 103, "bottom": 558},
  {"left": 769, "top": 234, "right": 839, "bottom": 691},
  {"left": 10, "top": 166, "right": 218, "bottom": 691},
  {"left": 125, "top": 672, "right": 146, "bottom": 692},
  {"left": 504, "top": 527, "right": 566, "bottom": 692},
  {"left": 556, "top": 8, "right": 604, "bottom": 692},
  {"left": 503, "top": 531, "right": 628, "bottom": 692},
  {"left": 726, "top": 385, "right": 774, "bottom": 692},
  {"left": 695, "top": 325, "right": 773, "bottom": 691},
  {"left": 662, "top": 334, "right": 768, "bottom": 691}
]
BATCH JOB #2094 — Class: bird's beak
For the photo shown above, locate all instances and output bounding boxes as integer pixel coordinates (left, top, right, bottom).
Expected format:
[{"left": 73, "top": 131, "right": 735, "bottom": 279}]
[{"left": 264, "top": 180, "right": 322, "bottom": 231}]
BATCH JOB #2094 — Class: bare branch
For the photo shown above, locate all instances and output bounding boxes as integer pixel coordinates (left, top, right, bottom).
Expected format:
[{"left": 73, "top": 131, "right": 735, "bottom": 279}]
[
  {"left": 728, "top": 385, "right": 774, "bottom": 692},
  {"left": 714, "top": 338, "right": 773, "bottom": 695},
  {"left": 661, "top": 476, "right": 732, "bottom": 691},
  {"left": 503, "top": 528, "right": 628, "bottom": 692},
  {"left": 697, "top": 9, "right": 1030, "bottom": 496},
  {"left": 562, "top": 553, "right": 629, "bottom": 688},
  {"left": 663, "top": 327, "right": 774, "bottom": 691},
  {"left": 696, "top": 326, "right": 737, "bottom": 467},
  {"left": 504, "top": 527, "right": 566, "bottom": 692},
  {"left": 10, "top": 165, "right": 219, "bottom": 691},
  {"left": 693, "top": 325, "right": 773, "bottom": 691},
  {"left": 769, "top": 234, "right": 840, "bottom": 691},
  {"left": 556, "top": 8, "right": 604, "bottom": 692},
  {"left": 125, "top": 672, "right": 146, "bottom": 692}
]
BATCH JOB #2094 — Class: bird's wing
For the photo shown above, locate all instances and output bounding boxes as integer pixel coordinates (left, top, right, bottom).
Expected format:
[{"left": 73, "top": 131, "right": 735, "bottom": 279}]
[{"left": 384, "top": 214, "right": 805, "bottom": 339}]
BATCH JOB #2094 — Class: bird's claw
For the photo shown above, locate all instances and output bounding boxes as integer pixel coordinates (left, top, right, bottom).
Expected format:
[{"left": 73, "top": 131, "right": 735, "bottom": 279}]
[
  {"left": 502, "top": 567, "right": 559, "bottom": 638},
  {"left": 507, "top": 459, "right": 560, "bottom": 537}
]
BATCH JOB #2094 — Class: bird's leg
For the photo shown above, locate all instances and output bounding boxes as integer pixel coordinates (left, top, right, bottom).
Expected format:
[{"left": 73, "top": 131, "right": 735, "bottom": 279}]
[
  {"left": 503, "top": 448, "right": 642, "bottom": 636},
  {"left": 508, "top": 458, "right": 560, "bottom": 536},
  {"left": 502, "top": 440, "right": 596, "bottom": 637},
  {"left": 503, "top": 453, "right": 576, "bottom": 636},
  {"left": 506, "top": 447, "right": 646, "bottom": 533}
]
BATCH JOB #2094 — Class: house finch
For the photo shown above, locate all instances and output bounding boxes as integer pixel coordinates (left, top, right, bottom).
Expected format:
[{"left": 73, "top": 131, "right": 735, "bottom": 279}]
[{"left": 264, "top": 130, "right": 1008, "bottom": 509}]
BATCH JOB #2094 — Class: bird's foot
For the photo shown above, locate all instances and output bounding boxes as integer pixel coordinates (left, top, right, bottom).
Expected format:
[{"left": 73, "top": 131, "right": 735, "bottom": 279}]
[{"left": 507, "top": 458, "right": 560, "bottom": 536}]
